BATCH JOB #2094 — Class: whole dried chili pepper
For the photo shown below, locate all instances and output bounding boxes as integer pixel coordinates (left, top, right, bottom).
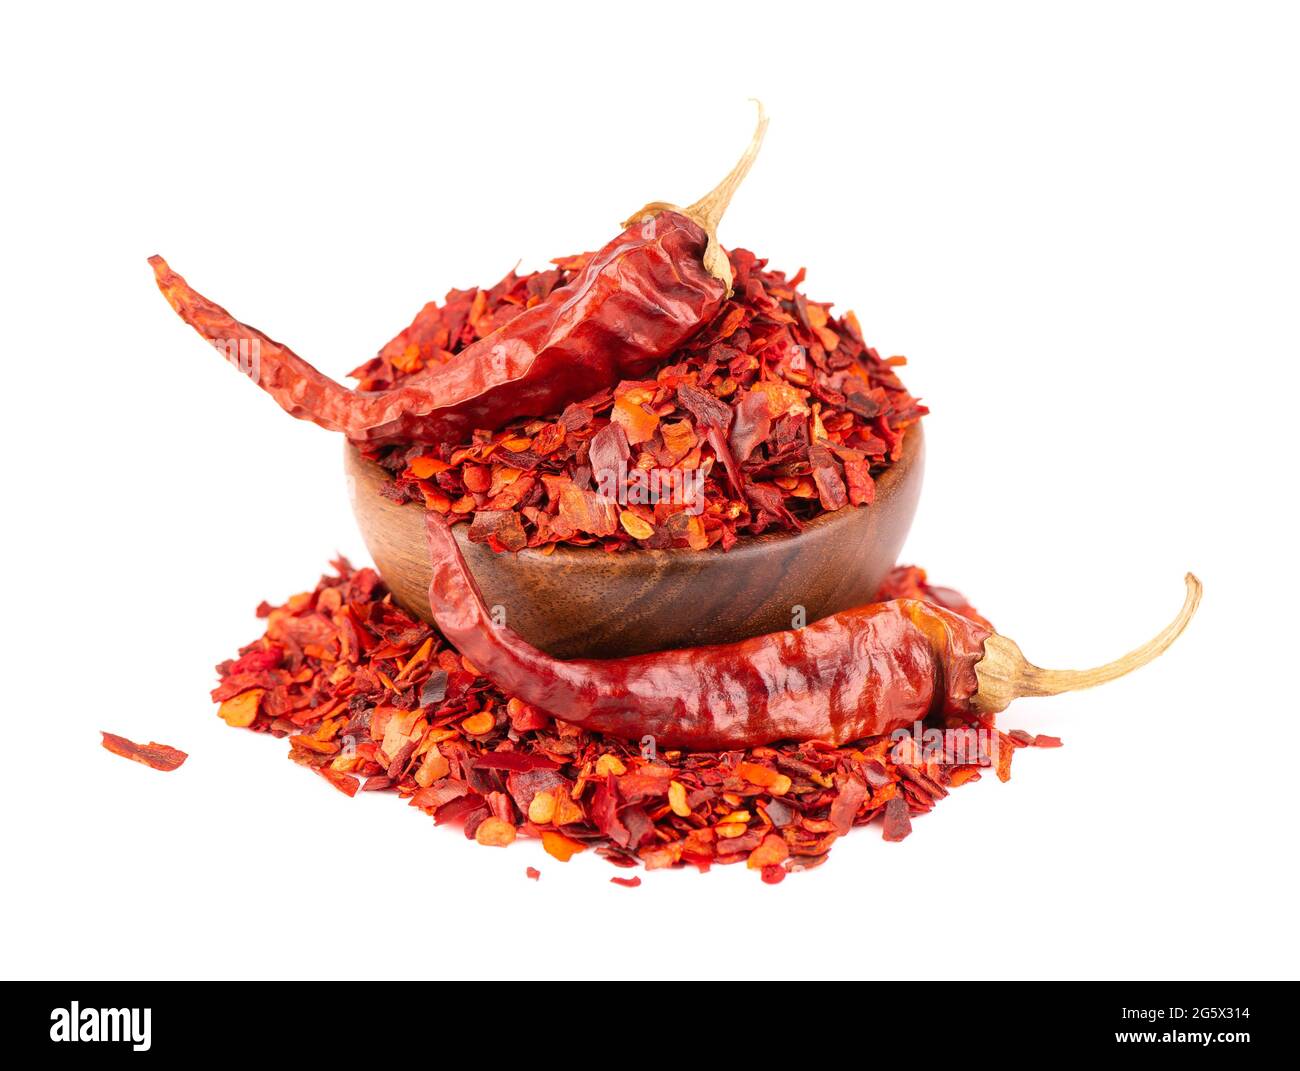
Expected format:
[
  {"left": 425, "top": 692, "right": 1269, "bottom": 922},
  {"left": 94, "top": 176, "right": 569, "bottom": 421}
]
[
  {"left": 149, "top": 108, "right": 769, "bottom": 447},
  {"left": 425, "top": 513, "right": 1200, "bottom": 750}
]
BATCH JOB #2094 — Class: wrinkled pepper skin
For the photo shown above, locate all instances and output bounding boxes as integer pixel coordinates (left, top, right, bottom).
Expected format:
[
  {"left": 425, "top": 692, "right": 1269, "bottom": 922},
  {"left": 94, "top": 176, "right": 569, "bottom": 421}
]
[
  {"left": 424, "top": 515, "right": 993, "bottom": 749},
  {"left": 149, "top": 212, "right": 724, "bottom": 447}
]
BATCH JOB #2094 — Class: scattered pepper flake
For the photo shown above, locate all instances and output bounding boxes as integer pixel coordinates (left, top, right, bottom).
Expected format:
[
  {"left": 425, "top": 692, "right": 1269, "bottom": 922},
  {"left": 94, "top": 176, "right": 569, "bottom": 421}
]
[
  {"left": 461, "top": 712, "right": 494, "bottom": 736},
  {"left": 218, "top": 689, "right": 263, "bottom": 728},
  {"left": 541, "top": 830, "right": 586, "bottom": 862},
  {"left": 668, "top": 780, "right": 691, "bottom": 818},
  {"left": 101, "top": 732, "right": 188, "bottom": 772},
  {"left": 618, "top": 510, "right": 655, "bottom": 540},
  {"left": 881, "top": 797, "right": 913, "bottom": 842},
  {"left": 747, "top": 834, "right": 790, "bottom": 870}
]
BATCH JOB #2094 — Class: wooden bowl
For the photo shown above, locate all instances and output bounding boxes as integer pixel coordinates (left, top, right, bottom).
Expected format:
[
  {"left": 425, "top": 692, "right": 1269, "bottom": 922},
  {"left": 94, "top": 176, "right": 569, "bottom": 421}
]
[{"left": 345, "top": 424, "right": 923, "bottom": 659}]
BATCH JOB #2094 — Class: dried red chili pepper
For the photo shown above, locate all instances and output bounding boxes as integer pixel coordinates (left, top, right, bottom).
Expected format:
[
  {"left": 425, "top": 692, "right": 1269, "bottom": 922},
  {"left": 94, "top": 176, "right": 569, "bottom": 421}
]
[
  {"left": 101, "top": 732, "right": 188, "bottom": 772},
  {"left": 149, "top": 110, "right": 768, "bottom": 447},
  {"left": 425, "top": 512, "right": 1200, "bottom": 750}
]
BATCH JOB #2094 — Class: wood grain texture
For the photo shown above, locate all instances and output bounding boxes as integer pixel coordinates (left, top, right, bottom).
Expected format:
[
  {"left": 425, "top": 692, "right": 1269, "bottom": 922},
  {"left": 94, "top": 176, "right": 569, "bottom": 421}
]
[{"left": 345, "top": 424, "right": 923, "bottom": 659}]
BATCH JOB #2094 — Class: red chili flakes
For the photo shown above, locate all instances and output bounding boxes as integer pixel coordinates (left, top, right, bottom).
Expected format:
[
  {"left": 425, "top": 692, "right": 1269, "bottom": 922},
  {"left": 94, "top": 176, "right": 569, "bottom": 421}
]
[
  {"left": 747, "top": 833, "right": 790, "bottom": 870},
  {"left": 995, "top": 737, "right": 1015, "bottom": 783},
  {"left": 210, "top": 559, "right": 1057, "bottom": 880},
  {"left": 843, "top": 457, "right": 876, "bottom": 506},
  {"left": 101, "top": 732, "right": 188, "bottom": 772},
  {"left": 881, "top": 797, "right": 913, "bottom": 842},
  {"left": 542, "top": 831, "right": 585, "bottom": 862},
  {"left": 360, "top": 248, "right": 927, "bottom": 554},
  {"left": 610, "top": 876, "right": 642, "bottom": 888},
  {"left": 317, "top": 767, "right": 361, "bottom": 797}
]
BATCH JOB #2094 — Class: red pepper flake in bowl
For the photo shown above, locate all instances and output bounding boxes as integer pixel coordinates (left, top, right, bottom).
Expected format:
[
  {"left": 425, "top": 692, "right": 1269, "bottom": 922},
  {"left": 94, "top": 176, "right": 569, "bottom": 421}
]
[
  {"left": 101, "top": 732, "right": 188, "bottom": 772},
  {"left": 209, "top": 558, "right": 1062, "bottom": 880},
  {"left": 360, "top": 247, "right": 926, "bottom": 553}
]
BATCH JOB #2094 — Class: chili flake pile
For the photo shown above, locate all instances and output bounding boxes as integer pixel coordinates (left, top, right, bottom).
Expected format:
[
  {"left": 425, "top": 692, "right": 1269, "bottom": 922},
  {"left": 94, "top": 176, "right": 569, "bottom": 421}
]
[
  {"left": 212, "top": 560, "right": 1059, "bottom": 880},
  {"left": 355, "top": 248, "right": 926, "bottom": 553}
]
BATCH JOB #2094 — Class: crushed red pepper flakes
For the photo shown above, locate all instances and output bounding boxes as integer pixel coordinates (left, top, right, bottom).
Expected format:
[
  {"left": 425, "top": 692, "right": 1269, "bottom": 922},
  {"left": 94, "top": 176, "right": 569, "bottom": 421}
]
[
  {"left": 218, "top": 688, "right": 262, "bottom": 727},
  {"left": 101, "top": 732, "right": 188, "bottom": 772},
  {"left": 881, "top": 797, "right": 913, "bottom": 842},
  {"left": 360, "top": 248, "right": 926, "bottom": 554},
  {"left": 526, "top": 866, "right": 541, "bottom": 881},
  {"left": 211, "top": 558, "right": 1057, "bottom": 880},
  {"left": 542, "top": 830, "right": 586, "bottom": 862},
  {"left": 610, "top": 876, "right": 642, "bottom": 888}
]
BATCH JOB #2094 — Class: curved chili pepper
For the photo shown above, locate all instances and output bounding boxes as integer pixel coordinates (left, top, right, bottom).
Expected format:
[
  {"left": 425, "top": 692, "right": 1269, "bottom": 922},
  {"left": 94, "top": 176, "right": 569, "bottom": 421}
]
[
  {"left": 423, "top": 511, "right": 989, "bottom": 749},
  {"left": 150, "top": 107, "right": 768, "bottom": 448},
  {"left": 423, "top": 513, "right": 1200, "bottom": 749}
]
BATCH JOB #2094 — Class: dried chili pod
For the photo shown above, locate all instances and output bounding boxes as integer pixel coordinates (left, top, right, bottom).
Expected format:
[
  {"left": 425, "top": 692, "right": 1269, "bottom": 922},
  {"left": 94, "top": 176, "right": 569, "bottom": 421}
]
[
  {"left": 424, "top": 513, "right": 1200, "bottom": 750},
  {"left": 150, "top": 106, "right": 769, "bottom": 447}
]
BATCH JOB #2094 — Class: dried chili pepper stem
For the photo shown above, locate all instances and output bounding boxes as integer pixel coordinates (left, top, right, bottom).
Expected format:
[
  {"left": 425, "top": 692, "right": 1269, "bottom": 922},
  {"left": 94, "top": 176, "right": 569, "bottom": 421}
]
[
  {"left": 971, "top": 574, "right": 1202, "bottom": 713},
  {"left": 623, "top": 100, "right": 769, "bottom": 293}
]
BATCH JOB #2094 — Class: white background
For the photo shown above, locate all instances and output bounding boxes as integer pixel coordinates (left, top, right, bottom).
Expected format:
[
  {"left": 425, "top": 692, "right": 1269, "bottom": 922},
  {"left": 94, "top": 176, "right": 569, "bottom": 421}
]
[{"left": 2, "top": 1, "right": 1296, "bottom": 981}]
